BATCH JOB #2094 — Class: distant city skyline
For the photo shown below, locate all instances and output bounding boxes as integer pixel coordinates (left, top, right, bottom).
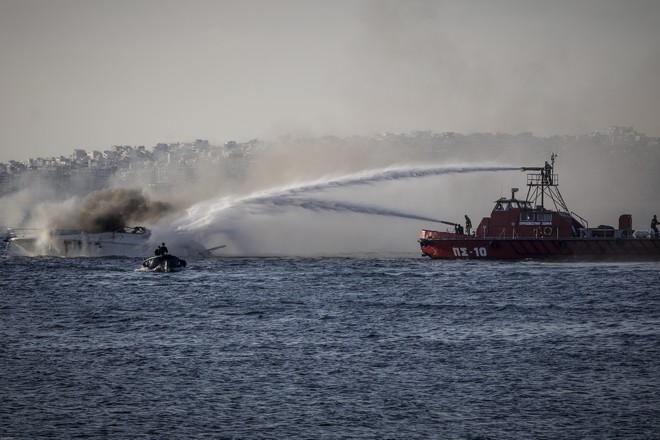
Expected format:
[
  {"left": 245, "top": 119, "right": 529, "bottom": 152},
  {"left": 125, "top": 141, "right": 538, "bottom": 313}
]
[
  {"left": 0, "top": 124, "right": 654, "bottom": 165},
  {"left": 1, "top": 0, "right": 659, "bottom": 163}
]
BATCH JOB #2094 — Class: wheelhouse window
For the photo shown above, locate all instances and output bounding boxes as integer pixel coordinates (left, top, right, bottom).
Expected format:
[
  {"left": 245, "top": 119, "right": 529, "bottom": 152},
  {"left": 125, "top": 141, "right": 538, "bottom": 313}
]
[
  {"left": 538, "top": 212, "right": 552, "bottom": 222},
  {"left": 519, "top": 211, "right": 553, "bottom": 222},
  {"left": 520, "top": 212, "right": 534, "bottom": 222}
]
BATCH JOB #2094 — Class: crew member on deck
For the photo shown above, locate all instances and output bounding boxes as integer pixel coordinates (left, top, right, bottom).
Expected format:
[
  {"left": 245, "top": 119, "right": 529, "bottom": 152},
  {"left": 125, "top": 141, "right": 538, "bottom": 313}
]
[
  {"left": 160, "top": 242, "right": 169, "bottom": 255},
  {"left": 465, "top": 215, "right": 472, "bottom": 235},
  {"left": 652, "top": 215, "right": 659, "bottom": 238}
]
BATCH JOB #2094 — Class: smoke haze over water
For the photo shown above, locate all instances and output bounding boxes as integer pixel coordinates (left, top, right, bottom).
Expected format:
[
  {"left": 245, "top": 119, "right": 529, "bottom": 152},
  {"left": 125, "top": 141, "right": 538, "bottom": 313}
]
[
  {"left": 2, "top": 120, "right": 658, "bottom": 257},
  {"left": 4, "top": 138, "right": 656, "bottom": 257}
]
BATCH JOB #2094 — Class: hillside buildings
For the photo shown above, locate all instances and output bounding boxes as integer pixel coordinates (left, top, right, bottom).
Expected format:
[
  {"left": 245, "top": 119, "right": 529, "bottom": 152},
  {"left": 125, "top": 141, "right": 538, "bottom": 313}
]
[{"left": 1, "top": 127, "right": 657, "bottom": 198}]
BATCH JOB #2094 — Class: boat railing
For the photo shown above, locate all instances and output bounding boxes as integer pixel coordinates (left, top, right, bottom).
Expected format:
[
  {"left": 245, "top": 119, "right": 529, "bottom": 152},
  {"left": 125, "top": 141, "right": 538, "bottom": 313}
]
[
  {"left": 526, "top": 173, "right": 559, "bottom": 187},
  {"left": 114, "top": 226, "right": 149, "bottom": 235},
  {"left": 3, "top": 228, "right": 40, "bottom": 240},
  {"left": 571, "top": 211, "right": 588, "bottom": 229}
]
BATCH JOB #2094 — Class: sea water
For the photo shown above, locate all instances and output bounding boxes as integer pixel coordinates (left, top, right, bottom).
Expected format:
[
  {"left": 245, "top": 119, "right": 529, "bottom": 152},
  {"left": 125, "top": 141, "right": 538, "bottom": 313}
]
[{"left": 1, "top": 256, "right": 659, "bottom": 439}]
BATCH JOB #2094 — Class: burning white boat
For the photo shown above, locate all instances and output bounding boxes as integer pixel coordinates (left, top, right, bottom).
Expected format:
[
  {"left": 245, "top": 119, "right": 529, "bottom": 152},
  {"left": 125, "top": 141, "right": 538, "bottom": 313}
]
[{"left": 5, "top": 226, "right": 152, "bottom": 257}]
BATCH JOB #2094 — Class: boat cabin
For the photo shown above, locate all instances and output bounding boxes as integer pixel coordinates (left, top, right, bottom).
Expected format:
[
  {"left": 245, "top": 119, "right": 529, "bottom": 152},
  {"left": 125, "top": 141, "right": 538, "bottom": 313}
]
[
  {"left": 472, "top": 155, "right": 632, "bottom": 240},
  {"left": 474, "top": 188, "right": 583, "bottom": 239}
]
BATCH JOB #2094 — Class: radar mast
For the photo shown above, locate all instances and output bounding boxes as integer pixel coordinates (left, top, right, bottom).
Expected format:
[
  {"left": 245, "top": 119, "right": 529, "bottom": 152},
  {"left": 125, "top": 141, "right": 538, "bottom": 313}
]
[{"left": 521, "top": 153, "right": 570, "bottom": 212}]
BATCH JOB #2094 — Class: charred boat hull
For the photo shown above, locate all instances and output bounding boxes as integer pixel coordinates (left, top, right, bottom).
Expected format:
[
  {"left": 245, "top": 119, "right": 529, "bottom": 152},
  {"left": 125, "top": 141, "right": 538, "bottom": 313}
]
[{"left": 5, "top": 226, "right": 151, "bottom": 257}]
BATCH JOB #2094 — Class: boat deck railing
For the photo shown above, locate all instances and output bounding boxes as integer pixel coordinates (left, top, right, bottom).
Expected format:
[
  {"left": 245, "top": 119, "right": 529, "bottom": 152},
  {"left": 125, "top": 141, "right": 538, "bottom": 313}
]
[
  {"left": 571, "top": 211, "right": 588, "bottom": 229},
  {"left": 526, "top": 173, "right": 559, "bottom": 187},
  {"left": 3, "top": 228, "right": 40, "bottom": 240}
]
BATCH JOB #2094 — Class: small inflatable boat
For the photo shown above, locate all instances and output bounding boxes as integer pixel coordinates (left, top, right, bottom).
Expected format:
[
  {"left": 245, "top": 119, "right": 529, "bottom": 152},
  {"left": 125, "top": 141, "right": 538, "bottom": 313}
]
[{"left": 141, "top": 254, "right": 187, "bottom": 272}]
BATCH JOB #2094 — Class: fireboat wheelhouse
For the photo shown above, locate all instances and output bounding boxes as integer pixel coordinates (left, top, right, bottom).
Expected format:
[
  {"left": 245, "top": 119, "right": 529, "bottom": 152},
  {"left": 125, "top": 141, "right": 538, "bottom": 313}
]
[{"left": 419, "top": 154, "right": 660, "bottom": 260}]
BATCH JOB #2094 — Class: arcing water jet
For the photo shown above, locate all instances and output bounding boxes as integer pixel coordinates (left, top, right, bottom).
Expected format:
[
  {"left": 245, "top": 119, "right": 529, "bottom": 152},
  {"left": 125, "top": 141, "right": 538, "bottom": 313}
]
[{"left": 168, "top": 164, "right": 517, "bottom": 255}]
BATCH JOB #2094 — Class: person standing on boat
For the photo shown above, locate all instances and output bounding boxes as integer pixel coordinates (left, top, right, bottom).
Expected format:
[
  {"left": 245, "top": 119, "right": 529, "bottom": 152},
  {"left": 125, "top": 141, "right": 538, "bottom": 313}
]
[
  {"left": 465, "top": 215, "right": 472, "bottom": 235},
  {"left": 652, "top": 215, "right": 659, "bottom": 238},
  {"left": 160, "top": 242, "right": 169, "bottom": 255},
  {"left": 544, "top": 161, "right": 553, "bottom": 185}
]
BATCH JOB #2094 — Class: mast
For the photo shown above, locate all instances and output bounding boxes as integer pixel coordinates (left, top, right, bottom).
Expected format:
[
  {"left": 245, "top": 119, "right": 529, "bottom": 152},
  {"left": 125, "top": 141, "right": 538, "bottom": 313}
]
[{"left": 521, "top": 153, "right": 570, "bottom": 212}]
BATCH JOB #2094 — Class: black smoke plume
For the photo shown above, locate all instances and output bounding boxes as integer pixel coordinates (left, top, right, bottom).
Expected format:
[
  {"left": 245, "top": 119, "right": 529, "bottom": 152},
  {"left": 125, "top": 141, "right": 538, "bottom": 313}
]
[{"left": 59, "top": 188, "right": 173, "bottom": 232}]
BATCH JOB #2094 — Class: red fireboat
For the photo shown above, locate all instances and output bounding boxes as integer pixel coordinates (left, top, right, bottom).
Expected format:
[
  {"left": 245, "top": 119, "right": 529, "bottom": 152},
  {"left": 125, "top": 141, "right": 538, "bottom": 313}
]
[{"left": 419, "top": 154, "right": 660, "bottom": 260}]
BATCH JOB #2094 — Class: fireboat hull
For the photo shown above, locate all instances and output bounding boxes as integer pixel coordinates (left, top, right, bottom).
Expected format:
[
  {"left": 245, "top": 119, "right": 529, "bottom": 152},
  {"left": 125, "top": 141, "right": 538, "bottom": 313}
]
[{"left": 420, "top": 233, "right": 660, "bottom": 261}]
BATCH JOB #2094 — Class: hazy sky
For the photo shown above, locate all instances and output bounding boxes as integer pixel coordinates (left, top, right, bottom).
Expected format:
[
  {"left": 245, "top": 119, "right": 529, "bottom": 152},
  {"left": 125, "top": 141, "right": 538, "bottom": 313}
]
[{"left": 1, "top": 0, "right": 659, "bottom": 162}]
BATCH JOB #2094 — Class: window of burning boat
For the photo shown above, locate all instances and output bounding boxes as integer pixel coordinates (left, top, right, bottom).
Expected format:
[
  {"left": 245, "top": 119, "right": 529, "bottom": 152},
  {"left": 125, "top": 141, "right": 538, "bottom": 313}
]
[{"left": 495, "top": 202, "right": 509, "bottom": 211}]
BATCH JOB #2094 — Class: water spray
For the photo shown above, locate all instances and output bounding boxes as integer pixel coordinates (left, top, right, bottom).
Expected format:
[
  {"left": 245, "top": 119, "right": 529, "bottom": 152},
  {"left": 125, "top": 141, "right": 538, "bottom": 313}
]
[{"left": 173, "top": 164, "right": 516, "bottom": 233}]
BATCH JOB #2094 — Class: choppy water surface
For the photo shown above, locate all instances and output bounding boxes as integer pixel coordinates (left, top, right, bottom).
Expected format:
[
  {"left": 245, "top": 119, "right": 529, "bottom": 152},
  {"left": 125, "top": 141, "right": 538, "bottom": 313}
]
[{"left": 1, "top": 256, "right": 659, "bottom": 439}]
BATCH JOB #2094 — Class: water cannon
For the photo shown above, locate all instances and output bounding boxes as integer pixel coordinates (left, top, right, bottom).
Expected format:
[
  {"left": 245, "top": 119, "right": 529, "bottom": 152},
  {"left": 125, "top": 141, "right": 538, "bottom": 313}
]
[
  {"left": 522, "top": 154, "right": 558, "bottom": 172},
  {"left": 439, "top": 220, "right": 461, "bottom": 227}
]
